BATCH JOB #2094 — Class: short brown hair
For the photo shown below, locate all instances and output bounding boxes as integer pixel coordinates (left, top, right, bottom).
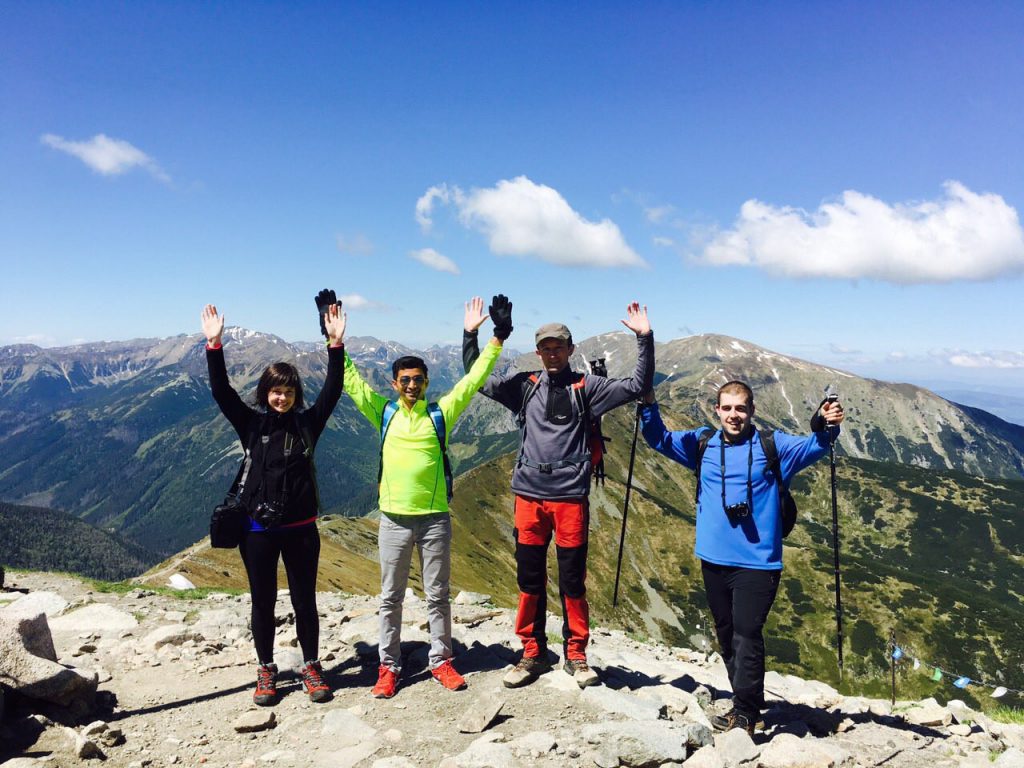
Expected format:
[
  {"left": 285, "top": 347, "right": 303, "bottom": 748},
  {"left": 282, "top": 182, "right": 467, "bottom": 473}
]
[
  {"left": 256, "top": 362, "right": 304, "bottom": 410},
  {"left": 717, "top": 380, "right": 753, "bottom": 406}
]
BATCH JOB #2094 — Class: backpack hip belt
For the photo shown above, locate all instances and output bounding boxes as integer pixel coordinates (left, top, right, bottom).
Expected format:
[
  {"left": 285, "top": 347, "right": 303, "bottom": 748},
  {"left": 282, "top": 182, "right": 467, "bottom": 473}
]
[{"left": 517, "top": 453, "right": 590, "bottom": 474}]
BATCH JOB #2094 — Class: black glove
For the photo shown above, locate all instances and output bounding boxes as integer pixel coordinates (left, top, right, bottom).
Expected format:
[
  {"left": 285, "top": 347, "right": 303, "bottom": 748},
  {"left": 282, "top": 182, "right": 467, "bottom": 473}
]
[
  {"left": 810, "top": 395, "right": 838, "bottom": 432},
  {"left": 489, "top": 294, "right": 513, "bottom": 341},
  {"left": 315, "top": 289, "right": 338, "bottom": 339}
]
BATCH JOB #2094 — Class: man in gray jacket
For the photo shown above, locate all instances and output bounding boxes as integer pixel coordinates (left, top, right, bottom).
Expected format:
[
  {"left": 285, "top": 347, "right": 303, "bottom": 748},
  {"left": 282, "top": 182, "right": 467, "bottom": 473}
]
[{"left": 463, "top": 299, "right": 653, "bottom": 688}]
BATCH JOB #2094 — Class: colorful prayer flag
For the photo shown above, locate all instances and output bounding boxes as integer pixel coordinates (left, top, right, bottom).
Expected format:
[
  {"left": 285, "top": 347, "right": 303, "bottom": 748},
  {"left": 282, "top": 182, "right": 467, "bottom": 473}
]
[
  {"left": 931, "top": 667, "right": 943, "bottom": 682},
  {"left": 953, "top": 677, "right": 970, "bottom": 689},
  {"left": 992, "top": 687, "right": 1008, "bottom": 698},
  {"left": 891, "top": 646, "right": 904, "bottom": 661}
]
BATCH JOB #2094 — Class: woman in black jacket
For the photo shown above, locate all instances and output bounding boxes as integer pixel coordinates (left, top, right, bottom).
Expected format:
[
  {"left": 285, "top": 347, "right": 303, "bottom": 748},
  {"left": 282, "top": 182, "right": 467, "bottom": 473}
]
[{"left": 201, "top": 302, "right": 346, "bottom": 706}]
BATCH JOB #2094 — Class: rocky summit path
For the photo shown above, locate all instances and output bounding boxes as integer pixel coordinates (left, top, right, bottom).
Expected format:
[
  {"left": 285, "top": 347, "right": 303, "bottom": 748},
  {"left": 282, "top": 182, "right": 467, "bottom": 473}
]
[{"left": 1, "top": 570, "right": 1023, "bottom": 768}]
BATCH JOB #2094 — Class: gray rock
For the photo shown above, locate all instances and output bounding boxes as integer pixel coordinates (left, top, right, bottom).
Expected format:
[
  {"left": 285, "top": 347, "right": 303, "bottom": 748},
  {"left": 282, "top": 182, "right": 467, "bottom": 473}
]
[
  {"left": 141, "top": 625, "right": 202, "bottom": 650},
  {"left": 757, "top": 733, "right": 849, "bottom": 768},
  {"left": 321, "top": 709, "right": 378, "bottom": 747},
  {"left": 438, "top": 735, "right": 516, "bottom": 768},
  {"left": 0, "top": 611, "right": 97, "bottom": 708},
  {"left": 233, "top": 709, "right": 277, "bottom": 733},
  {"left": 996, "top": 748, "right": 1024, "bottom": 768},
  {"left": 511, "top": 730, "right": 557, "bottom": 757},
  {"left": 1, "top": 590, "right": 70, "bottom": 620},
  {"left": 75, "top": 733, "right": 106, "bottom": 760},
  {"left": 713, "top": 727, "right": 759, "bottom": 767},
  {"left": 371, "top": 759, "right": 419, "bottom": 768},
  {"left": 581, "top": 721, "right": 690, "bottom": 766},
  {"left": 48, "top": 604, "right": 138, "bottom": 635},
  {"left": 453, "top": 591, "right": 492, "bottom": 605},
  {"left": 582, "top": 685, "right": 665, "bottom": 720},
  {"left": 684, "top": 745, "right": 725, "bottom": 768},
  {"left": 458, "top": 692, "right": 505, "bottom": 733},
  {"left": 903, "top": 698, "right": 952, "bottom": 727},
  {"left": 0, "top": 608, "right": 57, "bottom": 661}
]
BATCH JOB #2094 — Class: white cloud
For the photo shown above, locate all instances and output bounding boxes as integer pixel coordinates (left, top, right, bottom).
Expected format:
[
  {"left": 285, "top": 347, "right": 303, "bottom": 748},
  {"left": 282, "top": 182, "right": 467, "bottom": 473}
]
[
  {"left": 338, "top": 294, "right": 384, "bottom": 311},
  {"left": 336, "top": 233, "right": 374, "bottom": 256},
  {"left": 699, "top": 181, "right": 1024, "bottom": 283},
  {"left": 409, "top": 248, "right": 460, "bottom": 275},
  {"left": 942, "top": 350, "right": 1024, "bottom": 369},
  {"left": 415, "top": 183, "right": 460, "bottom": 232},
  {"left": 418, "top": 176, "right": 645, "bottom": 269},
  {"left": 41, "top": 133, "right": 170, "bottom": 182},
  {"left": 645, "top": 204, "right": 675, "bottom": 224},
  {"left": 653, "top": 236, "right": 675, "bottom": 247}
]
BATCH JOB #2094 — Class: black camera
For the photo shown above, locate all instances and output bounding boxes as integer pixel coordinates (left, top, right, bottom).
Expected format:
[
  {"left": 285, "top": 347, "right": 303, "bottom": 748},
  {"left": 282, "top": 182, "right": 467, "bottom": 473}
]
[
  {"left": 725, "top": 502, "right": 750, "bottom": 522},
  {"left": 253, "top": 500, "right": 285, "bottom": 529}
]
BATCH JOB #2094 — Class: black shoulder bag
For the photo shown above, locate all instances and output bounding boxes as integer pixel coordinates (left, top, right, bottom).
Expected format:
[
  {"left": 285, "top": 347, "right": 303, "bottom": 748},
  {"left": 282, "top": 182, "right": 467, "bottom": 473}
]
[{"left": 210, "top": 430, "right": 257, "bottom": 548}]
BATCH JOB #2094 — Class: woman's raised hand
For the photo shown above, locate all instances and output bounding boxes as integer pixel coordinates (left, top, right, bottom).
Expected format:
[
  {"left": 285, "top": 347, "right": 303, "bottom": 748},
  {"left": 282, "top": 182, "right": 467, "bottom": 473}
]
[
  {"left": 201, "top": 304, "right": 225, "bottom": 346},
  {"left": 324, "top": 302, "right": 347, "bottom": 345}
]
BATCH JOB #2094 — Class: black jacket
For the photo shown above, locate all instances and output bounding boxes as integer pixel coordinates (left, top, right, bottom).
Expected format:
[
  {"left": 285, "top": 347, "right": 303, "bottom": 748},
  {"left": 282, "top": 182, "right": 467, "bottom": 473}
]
[{"left": 206, "top": 344, "right": 344, "bottom": 526}]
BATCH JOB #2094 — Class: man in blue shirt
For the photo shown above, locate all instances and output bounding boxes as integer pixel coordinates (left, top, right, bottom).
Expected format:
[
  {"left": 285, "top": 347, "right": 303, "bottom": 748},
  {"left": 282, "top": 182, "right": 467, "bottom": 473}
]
[{"left": 639, "top": 380, "right": 844, "bottom": 735}]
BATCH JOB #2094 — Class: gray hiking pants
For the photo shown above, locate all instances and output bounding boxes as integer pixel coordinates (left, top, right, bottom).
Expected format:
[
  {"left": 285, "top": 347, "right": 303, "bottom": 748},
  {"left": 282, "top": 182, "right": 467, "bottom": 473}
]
[{"left": 378, "top": 512, "right": 453, "bottom": 671}]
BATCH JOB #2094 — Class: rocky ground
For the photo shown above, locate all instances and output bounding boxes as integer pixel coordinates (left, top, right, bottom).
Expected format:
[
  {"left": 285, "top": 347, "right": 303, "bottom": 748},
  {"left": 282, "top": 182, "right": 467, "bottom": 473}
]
[{"left": 1, "top": 570, "right": 1023, "bottom": 768}]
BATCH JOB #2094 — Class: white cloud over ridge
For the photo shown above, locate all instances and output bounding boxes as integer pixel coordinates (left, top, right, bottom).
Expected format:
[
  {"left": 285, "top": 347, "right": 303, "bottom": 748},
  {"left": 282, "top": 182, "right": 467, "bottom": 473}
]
[
  {"left": 415, "top": 176, "right": 645, "bottom": 269},
  {"left": 339, "top": 294, "right": 384, "bottom": 311},
  {"left": 41, "top": 133, "right": 170, "bottom": 182},
  {"left": 699, "top": 181, "right": 1024, "bottom": 283},
  {"left": 942, "top": 350, "right": 1024, "bottom": 369},
  {"left": 409, "top": 248, "right": 460, "bottom": 274}
]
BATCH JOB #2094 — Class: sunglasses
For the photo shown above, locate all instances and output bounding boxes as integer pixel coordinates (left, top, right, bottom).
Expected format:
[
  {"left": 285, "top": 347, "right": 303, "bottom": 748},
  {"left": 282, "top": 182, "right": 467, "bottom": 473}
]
[{"left": 398, "top": 375, "right": 426, "bottom": 385}]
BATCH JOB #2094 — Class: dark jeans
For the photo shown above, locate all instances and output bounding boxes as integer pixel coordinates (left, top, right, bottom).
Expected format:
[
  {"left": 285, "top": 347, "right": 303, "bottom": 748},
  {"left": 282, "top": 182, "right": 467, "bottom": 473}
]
[
  {"left": 701, "top": 560, "right": 780, "bottom": 717},
  {"left": 239, "top": 523, "right": 321, "bottom": 664}
]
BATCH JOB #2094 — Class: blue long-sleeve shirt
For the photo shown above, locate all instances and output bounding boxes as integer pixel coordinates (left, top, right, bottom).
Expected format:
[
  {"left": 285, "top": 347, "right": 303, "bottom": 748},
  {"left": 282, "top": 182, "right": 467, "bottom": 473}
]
[{"left": 639, "top": 403, "right": 835, "bottom": 570}]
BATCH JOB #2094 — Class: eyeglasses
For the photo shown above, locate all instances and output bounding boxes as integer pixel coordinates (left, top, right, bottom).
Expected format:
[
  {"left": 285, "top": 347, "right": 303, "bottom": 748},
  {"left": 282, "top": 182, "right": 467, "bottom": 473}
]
[{"left": 398, "top": 375, "right": 426, "bottom": 385}]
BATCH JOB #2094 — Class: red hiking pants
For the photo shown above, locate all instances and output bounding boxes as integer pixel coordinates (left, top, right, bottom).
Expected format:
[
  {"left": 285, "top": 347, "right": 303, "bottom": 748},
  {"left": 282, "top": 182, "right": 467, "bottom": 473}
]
[{"left": 513, "top": 495, "right": 590, "bottom": 661}]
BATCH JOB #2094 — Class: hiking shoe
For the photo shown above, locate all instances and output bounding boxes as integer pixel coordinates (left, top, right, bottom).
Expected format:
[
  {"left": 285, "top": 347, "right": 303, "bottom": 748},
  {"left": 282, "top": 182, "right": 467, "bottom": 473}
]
[
  {"left": 563, "top": 657, "right": 599, "bottom": 688},
  {"left": 503, "top": 655, "right": 550, "bottom": 689},
  {"left": 300, "top": 659, "right": 331, "bottom": 703},
  {"left": 711, "top": 708, "right": 756, "bottom": 736},
  {"left": 431, "top": 659, "right": 467, "bottom": 691},
  {"left": 371, "top": 664, "right": 399, "bottom": 699},
  {"left": 253, "top": 663, "right": 278, "bottom": 706}
]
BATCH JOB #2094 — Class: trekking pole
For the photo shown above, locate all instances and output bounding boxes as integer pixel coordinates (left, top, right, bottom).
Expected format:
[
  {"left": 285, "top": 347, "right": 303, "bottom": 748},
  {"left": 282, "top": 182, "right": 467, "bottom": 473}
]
[
  {"left": 827, "top": 395, "right": 844, "bottom": 676},
  {"left": 612, "top": 401, "right": 642, "bottom": 607}
]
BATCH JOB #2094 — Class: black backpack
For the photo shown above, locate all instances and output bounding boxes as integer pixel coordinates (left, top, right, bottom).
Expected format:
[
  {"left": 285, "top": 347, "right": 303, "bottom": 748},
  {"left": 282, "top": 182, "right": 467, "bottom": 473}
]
[{"left": 695, "top": 428, "right": 797, "bottom": 538}]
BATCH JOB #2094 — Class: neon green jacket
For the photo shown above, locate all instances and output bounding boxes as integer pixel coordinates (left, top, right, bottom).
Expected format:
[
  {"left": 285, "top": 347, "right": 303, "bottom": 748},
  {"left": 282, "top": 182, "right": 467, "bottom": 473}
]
[{"left": 344, "top": 340, "right": 502, "bottom": 515}]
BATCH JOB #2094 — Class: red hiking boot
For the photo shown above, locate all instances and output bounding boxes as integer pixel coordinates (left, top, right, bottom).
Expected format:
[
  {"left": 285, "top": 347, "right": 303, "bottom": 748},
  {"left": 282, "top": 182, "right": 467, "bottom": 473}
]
[
  {"left": 371, "top": 664, "right": 399, "bottom": 699},
  {"left": 253, "top": 662, "right": 278, "bottom": 706},
  {"left": 300, "top": 660, "right": 331, "bottom": 703},
  {"left": 431, "top": 659, "right": 467, "bottom": 691}
]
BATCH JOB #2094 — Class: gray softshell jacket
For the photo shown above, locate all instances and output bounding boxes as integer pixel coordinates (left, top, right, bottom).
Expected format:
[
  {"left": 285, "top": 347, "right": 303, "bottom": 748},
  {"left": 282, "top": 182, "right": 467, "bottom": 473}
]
[{"left": 464, "top": 331, "right": 654, "bottom": 500}]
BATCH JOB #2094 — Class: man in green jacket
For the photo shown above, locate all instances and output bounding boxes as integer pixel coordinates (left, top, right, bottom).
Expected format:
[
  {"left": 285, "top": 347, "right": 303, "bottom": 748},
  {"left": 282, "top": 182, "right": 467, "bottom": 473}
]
[{"left": 341, "top": 295, "right": 511, "bottom": 698}]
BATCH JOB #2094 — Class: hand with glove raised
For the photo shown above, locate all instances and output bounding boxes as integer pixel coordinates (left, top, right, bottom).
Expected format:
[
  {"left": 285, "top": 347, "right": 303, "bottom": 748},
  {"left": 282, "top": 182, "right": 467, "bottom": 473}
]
[
  {"left": 489, "top": 294, "right": 513, "bottom": 341},
  {"left": 314, "top": 289, "right": 338, "bottom": 339}
]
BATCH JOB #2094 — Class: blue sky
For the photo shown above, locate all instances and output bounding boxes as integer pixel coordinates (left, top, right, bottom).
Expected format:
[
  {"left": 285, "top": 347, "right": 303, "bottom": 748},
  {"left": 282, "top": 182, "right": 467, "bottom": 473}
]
[{"left": 3, "top": 1, "right": 1024, "bottom": 395}]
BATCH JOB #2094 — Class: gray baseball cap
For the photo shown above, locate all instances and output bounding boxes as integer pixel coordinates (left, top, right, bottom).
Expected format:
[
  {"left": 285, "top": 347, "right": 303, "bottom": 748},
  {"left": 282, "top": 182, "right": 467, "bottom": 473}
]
[{"left": 534, "top": 322, "right": 572, "bottom": 346}]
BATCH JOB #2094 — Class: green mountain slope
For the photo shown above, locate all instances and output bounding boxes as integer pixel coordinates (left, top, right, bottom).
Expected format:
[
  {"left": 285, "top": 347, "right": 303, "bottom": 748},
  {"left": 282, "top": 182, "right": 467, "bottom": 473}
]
[{"left": 0, "top": 501, "right": 154, "bottom": 581}]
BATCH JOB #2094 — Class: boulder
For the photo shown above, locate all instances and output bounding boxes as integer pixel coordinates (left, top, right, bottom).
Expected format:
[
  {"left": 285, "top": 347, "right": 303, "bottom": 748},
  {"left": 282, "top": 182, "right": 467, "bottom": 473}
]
[{"left": 0, "top": 610, "right": 97, "bottom": 709}]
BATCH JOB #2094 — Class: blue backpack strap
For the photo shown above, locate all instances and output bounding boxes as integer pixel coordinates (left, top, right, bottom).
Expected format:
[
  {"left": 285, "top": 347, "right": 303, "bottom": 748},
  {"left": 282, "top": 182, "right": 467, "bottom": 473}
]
[
  {"left": 378, "top": 400, "right": 453, "bottom": 503},
  {"left": 377, "top": 401, "right": 401, "bottom": 485},
  {"left": 426, "top": 403, "right": 453, "bottom": 503}
]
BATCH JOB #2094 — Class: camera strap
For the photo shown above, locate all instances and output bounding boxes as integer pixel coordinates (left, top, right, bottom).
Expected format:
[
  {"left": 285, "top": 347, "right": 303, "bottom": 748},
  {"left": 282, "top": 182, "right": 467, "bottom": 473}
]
[{"left": 719, "top": 436, "right": 753, "bottom": 513}]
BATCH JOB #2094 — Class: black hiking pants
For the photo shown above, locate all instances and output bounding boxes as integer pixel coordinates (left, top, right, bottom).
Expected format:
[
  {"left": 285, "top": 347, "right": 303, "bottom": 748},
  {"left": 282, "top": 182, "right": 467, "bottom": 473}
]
[
  {"left": 701, "top": 560, "right": 780, "bottom": 718},
  {"left": 239, "top": 523, "right": 321, "bottom": 664}
]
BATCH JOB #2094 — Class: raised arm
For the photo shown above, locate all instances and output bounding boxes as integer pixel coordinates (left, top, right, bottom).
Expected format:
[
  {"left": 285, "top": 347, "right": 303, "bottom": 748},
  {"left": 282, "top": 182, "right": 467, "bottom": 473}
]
[
  {"left": 201, "top": 304, "right": 225, "bottom": 347},
  {"left": 585, "top": 301, "right": 655, "bottom": 416},
  {"left": 201, "top": 304, "right": 253, "bottom": 438}
]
